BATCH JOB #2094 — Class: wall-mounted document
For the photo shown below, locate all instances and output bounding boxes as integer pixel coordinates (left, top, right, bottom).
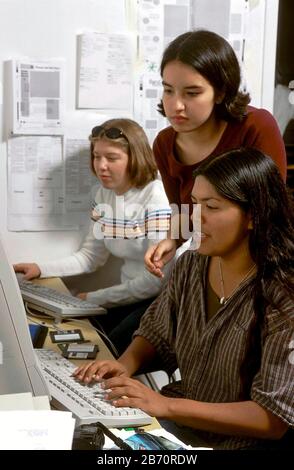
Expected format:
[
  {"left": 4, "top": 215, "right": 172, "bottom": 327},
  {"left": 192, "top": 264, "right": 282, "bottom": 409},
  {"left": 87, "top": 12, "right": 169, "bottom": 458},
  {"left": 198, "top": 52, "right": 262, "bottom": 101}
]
[
  {"left": 7, "top": 59, "right": 65, "bottom": 135},
  {"left": 134, "top": 0, "right": 190, "bottom": 143},
  {"left": 65, "top": 138, "right": 98, "bottom": 225},
  {"left": 7, "top": 135, "right": 76, "bottom": 231},
  {"left": 77, "top": 32, "right": 135, "bottom": 110}
]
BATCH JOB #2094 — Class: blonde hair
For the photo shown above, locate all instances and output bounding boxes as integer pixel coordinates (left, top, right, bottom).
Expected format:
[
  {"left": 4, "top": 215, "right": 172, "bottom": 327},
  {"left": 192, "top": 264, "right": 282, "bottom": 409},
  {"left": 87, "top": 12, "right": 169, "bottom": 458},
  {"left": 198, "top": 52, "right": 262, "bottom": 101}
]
[{"left": 90, "top": 118, "right": 157, "bottom": 188}]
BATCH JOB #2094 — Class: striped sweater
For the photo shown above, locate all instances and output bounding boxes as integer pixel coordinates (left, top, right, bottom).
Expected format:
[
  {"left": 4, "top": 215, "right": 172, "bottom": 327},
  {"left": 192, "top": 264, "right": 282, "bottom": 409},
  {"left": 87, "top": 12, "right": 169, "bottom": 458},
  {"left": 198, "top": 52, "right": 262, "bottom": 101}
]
[{"left": 39, "top": 179, "right": 172, "bottom": 307}]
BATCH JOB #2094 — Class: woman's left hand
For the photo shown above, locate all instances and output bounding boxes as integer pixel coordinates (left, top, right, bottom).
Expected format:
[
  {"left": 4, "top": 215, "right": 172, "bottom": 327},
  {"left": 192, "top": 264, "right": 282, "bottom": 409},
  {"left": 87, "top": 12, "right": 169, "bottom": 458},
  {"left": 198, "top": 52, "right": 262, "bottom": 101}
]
[
  {"left": 76, "top": 292, "right": 87, "bottom": 300},
  {"left": 102, "top": 376, "right": 169, "bottom": 418}
]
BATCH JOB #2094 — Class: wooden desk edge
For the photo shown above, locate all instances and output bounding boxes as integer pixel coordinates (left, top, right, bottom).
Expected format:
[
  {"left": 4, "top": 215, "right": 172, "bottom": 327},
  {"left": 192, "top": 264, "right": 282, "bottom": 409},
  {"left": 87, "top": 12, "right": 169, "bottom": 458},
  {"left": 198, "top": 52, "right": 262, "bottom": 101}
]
[{"left": 28, "top": 277, "right": 114, "bottom": 363}]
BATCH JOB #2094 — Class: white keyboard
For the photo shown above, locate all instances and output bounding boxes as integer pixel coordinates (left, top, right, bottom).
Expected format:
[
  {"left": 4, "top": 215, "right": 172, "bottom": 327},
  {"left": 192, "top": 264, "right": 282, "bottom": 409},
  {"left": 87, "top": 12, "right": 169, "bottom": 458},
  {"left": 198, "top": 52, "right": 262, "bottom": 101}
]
[
  {"left": 18, "top": 279, "right": 106, "bottom": 319},
  {"left": 36, "top": 349, "right": 152, "bottom": 427}
]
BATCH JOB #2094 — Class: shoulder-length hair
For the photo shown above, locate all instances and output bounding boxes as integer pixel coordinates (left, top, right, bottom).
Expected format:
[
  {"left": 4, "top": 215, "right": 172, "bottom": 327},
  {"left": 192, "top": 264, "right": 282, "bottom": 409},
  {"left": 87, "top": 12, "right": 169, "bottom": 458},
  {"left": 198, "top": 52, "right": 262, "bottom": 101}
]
[
  {"left": 193, "top": 147, "right": 294, "bottom": 398},
  {"left": 158, "top": 30, "right": 250, "bottom": 121},
  {"left": 89, "top": 118, "right": 158, "bottom": 188}
]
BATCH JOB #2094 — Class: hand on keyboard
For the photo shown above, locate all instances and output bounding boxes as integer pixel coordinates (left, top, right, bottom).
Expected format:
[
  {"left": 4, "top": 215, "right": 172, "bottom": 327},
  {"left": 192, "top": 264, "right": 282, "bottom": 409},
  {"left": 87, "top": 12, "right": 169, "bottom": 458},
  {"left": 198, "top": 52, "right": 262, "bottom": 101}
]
[
  {"left": 36, "top": 350, "right": 152, "bottom": 427},
  {"left": 73, "top": 359, "right": 129, "bottom": 384},
  {"left": 14, "top": 262, "right": 41, "bottom": 280},
  {"left": 73, "top": 358, "right": 167, "bottom": 420},
  {"left": 76, "top": 292, "right": 87, "bottom": 300},
  {"left": 94, "top": 373, "right": 168, "bottom": 420}
]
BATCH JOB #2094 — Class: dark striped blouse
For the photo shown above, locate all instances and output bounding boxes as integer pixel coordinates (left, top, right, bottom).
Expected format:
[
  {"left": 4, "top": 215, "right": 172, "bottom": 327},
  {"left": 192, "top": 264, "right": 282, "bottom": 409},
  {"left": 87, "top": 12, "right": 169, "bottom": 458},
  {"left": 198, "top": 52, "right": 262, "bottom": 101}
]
[{"left": 135, "top": 251, "right": 294, "bottom": 449}]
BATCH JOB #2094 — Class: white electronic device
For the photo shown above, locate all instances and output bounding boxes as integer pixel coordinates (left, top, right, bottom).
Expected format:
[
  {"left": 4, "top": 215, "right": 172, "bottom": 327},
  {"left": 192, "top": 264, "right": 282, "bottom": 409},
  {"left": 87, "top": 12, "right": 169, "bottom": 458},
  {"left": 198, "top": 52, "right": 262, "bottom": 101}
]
[
  {"left": 18, "top": 279, "right": 106, "bottom": 320},
  {"left": 0, "top": 237, "right": 152, "bottom": 428}
]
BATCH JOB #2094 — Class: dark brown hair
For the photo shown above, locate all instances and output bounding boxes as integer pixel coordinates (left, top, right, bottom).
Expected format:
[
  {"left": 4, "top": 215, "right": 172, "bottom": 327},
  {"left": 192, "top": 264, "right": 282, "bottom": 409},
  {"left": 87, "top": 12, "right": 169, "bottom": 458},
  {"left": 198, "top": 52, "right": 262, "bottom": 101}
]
[{"left": 158, "top": 30, "right": 250, "bottom": 121}]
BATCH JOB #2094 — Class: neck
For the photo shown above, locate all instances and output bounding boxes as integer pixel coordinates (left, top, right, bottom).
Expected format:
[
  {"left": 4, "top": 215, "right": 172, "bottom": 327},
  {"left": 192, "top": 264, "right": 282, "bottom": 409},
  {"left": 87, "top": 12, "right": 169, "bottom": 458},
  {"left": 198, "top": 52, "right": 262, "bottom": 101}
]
[
  {"left": 176, "top": 117, "right": 227, "bottom": 165},
  {"left": 217, "top": 244, "right": 254, "bottom": 277},
  {"left": 220, "top": 260, "right": 254, "bottom": 280},
  {"left": 218, "top": 256, "right": 256, "bottom": 279},
  {"left": 218, "top": 256, "right": 256, "bottom": 305},
  {"left": 115, "top": 184, "right": 132, "bottom": 195},
  {"left": 179, "top": 115, "right": 226, "bottom": 141},
  {"left": 208, "top": 246, "right": 256, "bottom": 305}
]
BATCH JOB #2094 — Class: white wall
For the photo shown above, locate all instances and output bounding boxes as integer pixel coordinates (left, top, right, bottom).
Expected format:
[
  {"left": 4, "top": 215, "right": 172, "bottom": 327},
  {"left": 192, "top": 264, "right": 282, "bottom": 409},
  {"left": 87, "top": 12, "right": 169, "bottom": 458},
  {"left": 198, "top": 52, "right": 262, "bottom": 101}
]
[
  {"left": 0, "top": 0, "right": 132, "bottom": 264},
  {"left": 261, "top": 0, "right": 279, "bottom": 111},
  {"left": 0, "top": 0, "right": 279, "bottom": 266}
]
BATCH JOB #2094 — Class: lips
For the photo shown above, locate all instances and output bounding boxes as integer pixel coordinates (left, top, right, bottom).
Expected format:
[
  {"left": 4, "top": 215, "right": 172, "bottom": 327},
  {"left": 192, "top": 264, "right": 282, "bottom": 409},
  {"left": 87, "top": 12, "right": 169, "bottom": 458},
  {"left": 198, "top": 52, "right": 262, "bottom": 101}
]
[
  {"left": 194, "top": 231, "right": 208, "bottom": 239},
  {"left": 170, "top": 116, "right": 188, "bottom": 124}
]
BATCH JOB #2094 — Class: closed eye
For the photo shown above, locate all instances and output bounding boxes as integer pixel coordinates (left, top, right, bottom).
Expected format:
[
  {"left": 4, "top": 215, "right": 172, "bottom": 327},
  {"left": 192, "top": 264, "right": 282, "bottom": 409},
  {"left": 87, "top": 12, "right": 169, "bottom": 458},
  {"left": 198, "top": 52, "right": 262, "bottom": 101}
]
[{"left": 93, "top": 155, "right": 119, "bottom": 161}]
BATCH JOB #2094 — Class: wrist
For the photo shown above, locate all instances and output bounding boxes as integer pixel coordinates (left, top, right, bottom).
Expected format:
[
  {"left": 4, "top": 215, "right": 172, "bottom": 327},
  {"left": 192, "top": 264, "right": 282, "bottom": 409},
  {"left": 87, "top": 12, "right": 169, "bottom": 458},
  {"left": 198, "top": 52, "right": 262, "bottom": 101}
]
[
  {"left": 159, "top": 396, "right": 174, "bottom": 419},
  {"left": 118, "top": 357, "right": 137, "bottom": 377}
]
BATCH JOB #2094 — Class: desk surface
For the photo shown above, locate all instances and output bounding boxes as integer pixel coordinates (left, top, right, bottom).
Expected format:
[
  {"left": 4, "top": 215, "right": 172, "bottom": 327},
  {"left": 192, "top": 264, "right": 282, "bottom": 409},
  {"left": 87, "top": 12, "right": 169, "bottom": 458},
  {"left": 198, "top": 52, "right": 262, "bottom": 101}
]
[{"left": 27, "top": 277, "right": 114, "bottom": 365}]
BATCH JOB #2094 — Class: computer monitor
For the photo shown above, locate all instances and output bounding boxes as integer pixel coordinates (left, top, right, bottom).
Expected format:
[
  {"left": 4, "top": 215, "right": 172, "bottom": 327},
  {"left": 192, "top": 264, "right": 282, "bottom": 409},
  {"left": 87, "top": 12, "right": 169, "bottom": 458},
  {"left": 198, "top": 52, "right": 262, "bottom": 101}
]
[{"left": 0, "top": 236, "right": 49, "bottom": 396}]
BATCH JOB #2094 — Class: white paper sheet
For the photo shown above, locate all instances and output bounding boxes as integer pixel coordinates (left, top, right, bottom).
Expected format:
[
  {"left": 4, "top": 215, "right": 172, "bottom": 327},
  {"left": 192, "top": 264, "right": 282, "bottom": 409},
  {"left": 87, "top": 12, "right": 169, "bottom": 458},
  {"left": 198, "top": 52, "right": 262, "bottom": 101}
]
[
  {"left": 134, "top": 0, "right": 190, "bottom": 143},
  {"left": 7, "top": 135, "right": 76, "bottom": 231},
  {"left": 163, "top": 0, "right": 190, "bottom": 48},
  {"left": 0, "top": 392, "right": 36, "bottom": 410},
  {"left": 8, "top": 59, "right": 65, "bottom": 135},
  {"left": 243, "top": 0, "right": 265, "bottom": 107},
  {"left": 65, "top": 138, "right": 98, "bottom": 225},
  {"left": 0, "top": 392, "right": 50, "bottom": 411},
  {"left": 0, "top": 410, "right": 75, "bottom": 450},
  {"left": 77, "top": 32, "right": 135, "bottom": 110}
]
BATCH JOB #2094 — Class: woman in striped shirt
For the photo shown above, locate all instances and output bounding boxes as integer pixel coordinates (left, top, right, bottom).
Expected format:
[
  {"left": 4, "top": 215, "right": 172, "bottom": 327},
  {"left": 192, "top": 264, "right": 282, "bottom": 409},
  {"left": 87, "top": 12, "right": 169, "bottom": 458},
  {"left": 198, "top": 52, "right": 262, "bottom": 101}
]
[{"left": 75, "top": 148, "right": 294, "bottom": 450}]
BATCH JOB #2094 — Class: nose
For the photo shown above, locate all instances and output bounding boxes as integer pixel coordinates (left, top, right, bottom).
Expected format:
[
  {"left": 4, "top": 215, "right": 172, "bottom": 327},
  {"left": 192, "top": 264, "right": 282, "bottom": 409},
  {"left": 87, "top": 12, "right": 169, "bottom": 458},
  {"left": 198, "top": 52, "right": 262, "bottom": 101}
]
[
  {"left": 173, "top": 93, "right": 185, "bottom": 112},
  {"left": 175, "top": 98, "right": 185, "bottom": 112},
  {"left": 191, "top": 203, "right": 202, "bottom": 226},
  {"left": 96, "top": 156, "right": 108, "bottom": 171}
]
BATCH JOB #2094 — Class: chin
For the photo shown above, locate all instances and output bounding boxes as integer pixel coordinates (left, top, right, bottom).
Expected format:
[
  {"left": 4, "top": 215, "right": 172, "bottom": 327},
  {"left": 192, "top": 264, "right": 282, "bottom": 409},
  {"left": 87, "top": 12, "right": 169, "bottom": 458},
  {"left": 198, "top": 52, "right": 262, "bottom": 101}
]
[
  {"left": 196, "top": 247, "right": 209, "bottom": 255},
  {"left": 196, "top": 242, "right": 213, "bottom": 256},
  {"left": 170, "top": 123, "right": 193, "bottom": 133},
  {"left": 100, "top": 182, "right": 113, "bottom": 190}
]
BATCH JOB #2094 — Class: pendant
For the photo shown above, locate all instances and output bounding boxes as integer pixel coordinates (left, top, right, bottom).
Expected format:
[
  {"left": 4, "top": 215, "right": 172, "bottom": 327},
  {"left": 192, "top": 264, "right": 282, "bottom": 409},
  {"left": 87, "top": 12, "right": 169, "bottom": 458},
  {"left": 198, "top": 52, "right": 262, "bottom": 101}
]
[{"left": 219, "top": 297, "right": 226, "bottom": 305}]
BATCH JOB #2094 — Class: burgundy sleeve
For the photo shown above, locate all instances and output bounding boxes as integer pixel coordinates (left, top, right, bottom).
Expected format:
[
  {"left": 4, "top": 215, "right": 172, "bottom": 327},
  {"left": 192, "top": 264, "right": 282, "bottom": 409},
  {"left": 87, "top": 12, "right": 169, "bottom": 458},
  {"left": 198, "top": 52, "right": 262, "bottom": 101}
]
[{"left": 153, "top": 134, "right": 181, "bottom": 207}]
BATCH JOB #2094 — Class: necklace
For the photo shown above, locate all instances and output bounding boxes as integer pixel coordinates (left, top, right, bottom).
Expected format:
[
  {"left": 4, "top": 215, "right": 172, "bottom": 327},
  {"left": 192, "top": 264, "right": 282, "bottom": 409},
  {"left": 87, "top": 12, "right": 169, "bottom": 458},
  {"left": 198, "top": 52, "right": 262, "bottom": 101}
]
[{"left": 218, "top": 258, "right": 256, "bottom": 305}]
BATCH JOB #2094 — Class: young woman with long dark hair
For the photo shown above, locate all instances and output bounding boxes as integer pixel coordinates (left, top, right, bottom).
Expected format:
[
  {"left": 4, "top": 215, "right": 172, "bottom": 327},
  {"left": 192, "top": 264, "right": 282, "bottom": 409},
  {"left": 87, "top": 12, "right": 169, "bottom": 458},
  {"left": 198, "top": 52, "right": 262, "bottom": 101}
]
[{"left": 74, "top": 148, "right": 294, "bottom": 450}]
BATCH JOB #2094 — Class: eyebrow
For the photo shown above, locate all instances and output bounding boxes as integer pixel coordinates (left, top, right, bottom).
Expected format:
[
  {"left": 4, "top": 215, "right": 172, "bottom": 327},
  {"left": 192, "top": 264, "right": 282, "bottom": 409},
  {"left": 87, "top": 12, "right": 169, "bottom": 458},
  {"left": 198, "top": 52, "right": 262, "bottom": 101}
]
[
  {"left": 162, "top": 81, "right": 203, "bottom": 90},
  {"left": 191, "top": 196, "right": 221, "bottom": 202}
]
